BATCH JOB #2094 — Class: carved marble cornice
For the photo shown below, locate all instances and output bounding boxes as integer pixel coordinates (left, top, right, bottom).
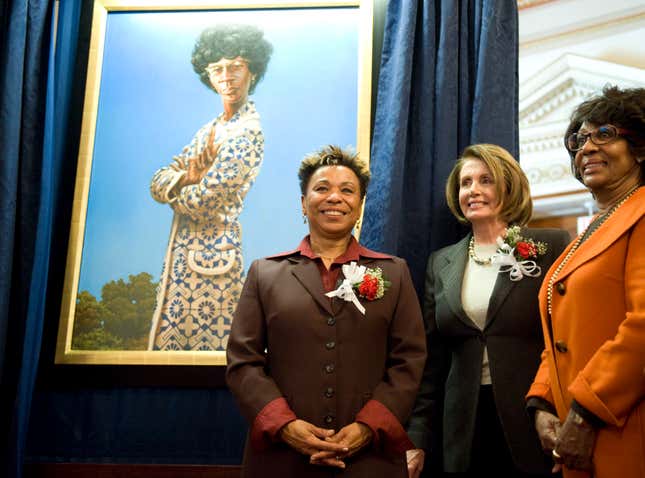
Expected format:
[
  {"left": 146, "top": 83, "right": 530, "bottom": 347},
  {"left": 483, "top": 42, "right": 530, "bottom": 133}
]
[
  {"left": 523, "top": 162, "right": 571, "bottom": 185},
  {"left": 520, "top": 134, "right": 564, "bottom": 155},
  {"left": 520, "top": 55, "right": 645, "bottom": 130},
  {"left": 519, "top": 78, "right": 596, "bottom": 126}
]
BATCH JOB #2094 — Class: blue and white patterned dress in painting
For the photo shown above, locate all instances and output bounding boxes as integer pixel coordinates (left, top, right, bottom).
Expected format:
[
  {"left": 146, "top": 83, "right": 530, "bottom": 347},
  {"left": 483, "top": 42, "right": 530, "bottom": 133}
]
[{"left": 148, "top": 101, "right": 263, "bottom": 351}]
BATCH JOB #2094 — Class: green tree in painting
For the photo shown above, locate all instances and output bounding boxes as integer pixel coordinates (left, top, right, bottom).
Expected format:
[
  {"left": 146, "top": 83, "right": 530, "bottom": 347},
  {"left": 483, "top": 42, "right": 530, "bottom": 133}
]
[
  {"left": 73, "top": 327, "right": 123, "bottom": 350},
  {"left": 72, "top": 290, "right": 124, "bottom": 350},
  {"left": 72, "top": 272, "right": 157, "bottom": 350},
  {"left": 73, "top": 291, "right": 108, "bottom": 336}
]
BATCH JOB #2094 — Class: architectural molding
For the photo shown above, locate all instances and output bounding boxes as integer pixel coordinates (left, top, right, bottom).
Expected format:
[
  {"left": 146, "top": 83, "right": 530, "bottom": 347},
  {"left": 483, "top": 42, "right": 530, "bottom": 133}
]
[
  {"left": 520, "top": 55, "right": 645, "bottom": 125},
  {"left": 517, "top": 0, "right": 556, "bottom": 10},
  {"left": 519, "top": 1, "right": 645, "bottom": 51}
]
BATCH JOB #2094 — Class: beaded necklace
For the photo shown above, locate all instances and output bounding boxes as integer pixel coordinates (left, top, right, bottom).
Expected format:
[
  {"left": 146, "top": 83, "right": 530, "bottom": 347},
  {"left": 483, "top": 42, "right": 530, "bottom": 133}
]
[
  {"left": 468, "top": 236, "right": 493, "bottom": 265},
  {"left": 546, "top": 186, "right": 641, "bottom": 316}
]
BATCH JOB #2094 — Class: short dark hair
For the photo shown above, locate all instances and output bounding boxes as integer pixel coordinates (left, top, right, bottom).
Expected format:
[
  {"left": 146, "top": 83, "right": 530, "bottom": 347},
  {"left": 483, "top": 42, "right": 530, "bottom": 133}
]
[
  {"left": 565, "top": 85, "right": 645, "bottom": 182},
  {"left": 298, "top": 145, "right": 371, "bottom": 198},
  {"left": 191, "top": 24, "right": 273, "bottom": 95},
  {"left": 445, "top": 143, "right": 533, "bottom": 226}
]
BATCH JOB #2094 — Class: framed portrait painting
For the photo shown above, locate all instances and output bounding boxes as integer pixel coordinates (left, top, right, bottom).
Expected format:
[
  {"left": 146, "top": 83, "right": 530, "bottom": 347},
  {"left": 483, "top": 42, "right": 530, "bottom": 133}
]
[{"left": 55, "top": 0, "right": 373, "bottom": 366}]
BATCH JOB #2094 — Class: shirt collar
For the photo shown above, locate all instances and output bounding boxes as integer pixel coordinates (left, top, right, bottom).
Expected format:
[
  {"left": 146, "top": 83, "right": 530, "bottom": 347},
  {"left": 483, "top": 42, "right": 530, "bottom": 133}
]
[
  {"left": 216, "top": 100, "right": 255, "bottom": 124},
  {"left": 268, "top": 235, "right": 391, "bottom": 262}
]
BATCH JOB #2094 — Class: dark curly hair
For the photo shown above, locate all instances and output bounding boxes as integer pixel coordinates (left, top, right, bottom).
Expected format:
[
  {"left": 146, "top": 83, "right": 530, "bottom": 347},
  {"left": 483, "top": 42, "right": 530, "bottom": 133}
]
[
  {"left": 565, "top": 85, "right": 645, "bottom": 183},
  {"left": 298, "top": 145, "right": 371, "bottom": 198},
  {"left": 191, "top": 24, "right": 273, "bottom": 95}
]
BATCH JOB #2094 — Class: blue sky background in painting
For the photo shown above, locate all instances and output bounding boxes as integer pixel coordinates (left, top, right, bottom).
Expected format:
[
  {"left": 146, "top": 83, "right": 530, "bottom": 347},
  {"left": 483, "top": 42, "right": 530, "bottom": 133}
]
[{"left": 78, "top": 8, "right": 359, "bottom": 298}]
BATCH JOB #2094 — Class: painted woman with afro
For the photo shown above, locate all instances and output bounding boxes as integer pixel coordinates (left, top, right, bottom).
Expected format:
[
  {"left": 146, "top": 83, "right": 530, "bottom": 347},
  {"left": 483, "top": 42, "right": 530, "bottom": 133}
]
[{"left": 149, "top": 24, "right": 272, "bottom": 351}]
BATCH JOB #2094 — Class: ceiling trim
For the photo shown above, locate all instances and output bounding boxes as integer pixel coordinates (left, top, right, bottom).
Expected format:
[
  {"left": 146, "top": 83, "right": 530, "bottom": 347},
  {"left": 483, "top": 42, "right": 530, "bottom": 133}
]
[{"left": 517, "top": 0, "right": 556, "bottom": 11}]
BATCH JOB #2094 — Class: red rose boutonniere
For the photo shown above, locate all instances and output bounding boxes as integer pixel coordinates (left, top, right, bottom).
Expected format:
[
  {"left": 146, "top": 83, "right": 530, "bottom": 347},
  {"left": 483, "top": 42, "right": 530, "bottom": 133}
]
[
  {"left": 492, "top": 226, "right": 548, "bottom": 281},
  {"left": 355, "top": 267, "right": 390, "bottom": 301},
  {"left": 325, "top": 262, "right": 390, "bottom": 314}
]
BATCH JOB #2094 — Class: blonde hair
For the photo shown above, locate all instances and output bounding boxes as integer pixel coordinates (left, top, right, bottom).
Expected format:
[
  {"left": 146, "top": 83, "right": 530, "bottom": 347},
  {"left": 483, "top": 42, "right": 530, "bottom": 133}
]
[{"left": 445, "top": 144, "right": 533, "bottom": 226}]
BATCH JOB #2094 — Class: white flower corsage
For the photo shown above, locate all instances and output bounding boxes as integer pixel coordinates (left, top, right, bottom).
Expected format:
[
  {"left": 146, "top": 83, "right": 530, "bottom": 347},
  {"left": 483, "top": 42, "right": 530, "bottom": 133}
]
[{"left": 491, "top": 226, "right": 547, "bottom": 281}]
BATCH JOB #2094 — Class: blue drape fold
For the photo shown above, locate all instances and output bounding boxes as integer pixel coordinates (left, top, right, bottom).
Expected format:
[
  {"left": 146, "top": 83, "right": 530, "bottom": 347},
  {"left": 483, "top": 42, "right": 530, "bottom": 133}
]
[
  {"left": 14, "top": 1, "right": 82, "bottom": 476},
  {"left": 362, "top": 0, "right": 519, "bottom": 296},
  {"left": 1, "top": 1, "right": 53, "bottom": 475},
  {"left": 1, "top": 1, "right": 82, "bottom": 476}
]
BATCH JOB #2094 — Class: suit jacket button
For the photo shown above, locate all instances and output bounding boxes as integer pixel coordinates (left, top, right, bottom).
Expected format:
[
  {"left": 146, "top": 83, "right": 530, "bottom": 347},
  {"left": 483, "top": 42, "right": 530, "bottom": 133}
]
[
  {"left": 325, "top": 364, "right": 335, "bottom": 373},
  {"left": 327, "top": 317, "right": 336, "bottom": 326},
  {"left": 325, "top": 341, "right": 336, "bottom": 350},
  {"left": 555, "top": 340, "right": 568, "bottom": 353},
  {"left": 324, "top": 414, "right": 334, "bottom": 424},
  {"left": 556, "top": 282, "right": 566, "bottom": 295},
  {"left": 325, "top": 387, "right": 334, "bottom": 398}
]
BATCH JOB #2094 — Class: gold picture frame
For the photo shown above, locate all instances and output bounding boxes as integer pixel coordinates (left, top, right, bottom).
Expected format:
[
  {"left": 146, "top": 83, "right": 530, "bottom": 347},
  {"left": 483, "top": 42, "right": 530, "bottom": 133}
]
[{"left": 55, "top": 0, "right": 373, "bottom": 366}]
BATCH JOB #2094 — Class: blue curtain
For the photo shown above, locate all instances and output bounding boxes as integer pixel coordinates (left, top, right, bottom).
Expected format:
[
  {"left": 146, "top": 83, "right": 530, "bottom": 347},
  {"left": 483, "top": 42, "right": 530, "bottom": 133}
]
[
  {"left": 0, "top": 1, "right": 82, "bottom": 476},
  {"left": 362, "top": 0, "right": 519, "bottom": 296}
]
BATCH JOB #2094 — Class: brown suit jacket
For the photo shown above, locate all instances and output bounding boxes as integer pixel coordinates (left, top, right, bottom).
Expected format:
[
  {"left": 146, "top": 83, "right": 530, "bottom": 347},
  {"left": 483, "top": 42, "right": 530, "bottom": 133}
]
[
  {"left": 529, "top": 187, "right": 645, "bottom": 478},
  {"left": 226, "top": 247, "right": 426, "bottom": 477}
]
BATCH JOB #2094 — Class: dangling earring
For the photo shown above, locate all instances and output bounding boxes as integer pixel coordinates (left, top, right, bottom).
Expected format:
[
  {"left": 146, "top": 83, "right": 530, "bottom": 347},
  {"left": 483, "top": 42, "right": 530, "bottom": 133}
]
[
  {"left": 303, "top": 214, "right": 308, "bottom": 224},
  {"left": 354, "top": 217, "right": 361, "bottom": 230}
]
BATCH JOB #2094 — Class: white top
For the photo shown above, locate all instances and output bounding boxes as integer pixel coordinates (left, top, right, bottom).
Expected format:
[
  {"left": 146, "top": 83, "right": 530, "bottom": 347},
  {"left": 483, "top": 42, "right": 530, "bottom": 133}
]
[{"left": 462, "top": 243, "right": 500, "bottom": 385}]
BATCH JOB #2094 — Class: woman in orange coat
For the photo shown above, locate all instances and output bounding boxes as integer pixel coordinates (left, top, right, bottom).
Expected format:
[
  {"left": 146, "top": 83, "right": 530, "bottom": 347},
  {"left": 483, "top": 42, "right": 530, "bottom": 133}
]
[{"left": 526, "top": 85, "right": 645, "bottom": 478}]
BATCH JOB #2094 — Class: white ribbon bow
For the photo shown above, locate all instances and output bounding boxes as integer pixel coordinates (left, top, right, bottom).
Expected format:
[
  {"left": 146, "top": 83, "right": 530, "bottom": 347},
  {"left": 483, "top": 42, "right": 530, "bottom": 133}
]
[
  {"left": 492, "top": 243, "right": 541, "bottom": 281},
  {"left": 325, "top": 261, "right": 366, "bottom": 314}
]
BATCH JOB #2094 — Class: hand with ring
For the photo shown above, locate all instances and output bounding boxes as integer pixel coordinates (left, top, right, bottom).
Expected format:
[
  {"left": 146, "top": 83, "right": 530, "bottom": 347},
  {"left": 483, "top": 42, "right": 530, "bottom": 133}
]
[
  {"left": 551, "top": 449, "right": 563, "bottom": 474},
  {"left": 552, "top": 409, "right": 596, "bottom": 472}
]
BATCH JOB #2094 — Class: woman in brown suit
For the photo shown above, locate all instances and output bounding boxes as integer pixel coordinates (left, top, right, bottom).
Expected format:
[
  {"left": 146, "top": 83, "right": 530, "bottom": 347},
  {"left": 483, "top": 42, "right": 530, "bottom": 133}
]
[
  {"left": 527, "top": 86, "right": 645, "bottom": 478},
  {"left": 226, "top": 145, "right": 427, "bottom": 477}
]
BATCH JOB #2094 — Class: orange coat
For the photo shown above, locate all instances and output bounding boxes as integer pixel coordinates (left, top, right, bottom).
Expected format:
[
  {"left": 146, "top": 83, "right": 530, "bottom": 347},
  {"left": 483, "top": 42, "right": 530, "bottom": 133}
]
[{"left": 527, "top": 187, "right": 645, "bottom": 478}]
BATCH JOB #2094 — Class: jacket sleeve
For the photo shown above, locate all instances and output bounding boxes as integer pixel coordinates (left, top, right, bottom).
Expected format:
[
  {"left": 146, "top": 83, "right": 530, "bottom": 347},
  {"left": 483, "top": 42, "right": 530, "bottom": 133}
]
[
  {"left": 406, "top": 252, "right": 450, "bottom": 456},
  {"left": 226, "top": 260, "right": 296, "bottom": 448},
  {"left": 150, "top": 121, "right": 209, "bottom": 204},
  {"left": 150, "top": 124, "right": 264, "bottom": 221},
  {"left": 527, "top": 348, "right": 555, "bottom": 406},
  {"left": 357, "top": 259, "right": 427, "bottom": 454}
]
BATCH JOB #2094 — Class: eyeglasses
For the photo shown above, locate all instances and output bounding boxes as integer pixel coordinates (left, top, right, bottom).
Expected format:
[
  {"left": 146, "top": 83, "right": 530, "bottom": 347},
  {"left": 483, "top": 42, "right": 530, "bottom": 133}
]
[
  {"left": 205, "top": 60, "right": 249, "bottom": 77},
  {"left": 565, "top": 124, "right": 633, "bottom": 152}
]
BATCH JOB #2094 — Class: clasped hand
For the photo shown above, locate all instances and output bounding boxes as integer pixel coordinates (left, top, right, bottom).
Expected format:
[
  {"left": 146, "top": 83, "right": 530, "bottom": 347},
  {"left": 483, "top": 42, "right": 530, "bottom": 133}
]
[
  {"left": 173, "top": 125, "right": 221, "bottom": 188},
  {"left": 535, "top": 409, "right": 596, "bottom": 473},
  {"left": 280, "top": 419, "right": 373, "bottom": 469}
]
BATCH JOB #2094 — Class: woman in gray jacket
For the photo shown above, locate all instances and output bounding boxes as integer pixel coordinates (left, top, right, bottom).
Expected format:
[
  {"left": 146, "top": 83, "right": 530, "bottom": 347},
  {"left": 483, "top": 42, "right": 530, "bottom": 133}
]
[{"left": 406, "top": 144, "right": 570, "bottom": 477}]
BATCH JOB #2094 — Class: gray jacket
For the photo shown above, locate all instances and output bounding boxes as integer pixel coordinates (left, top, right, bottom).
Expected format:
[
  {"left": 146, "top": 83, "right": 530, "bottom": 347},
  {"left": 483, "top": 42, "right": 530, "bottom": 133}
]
[{"left": 406, "top": 227, "right": 570, "bottom": 473}]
